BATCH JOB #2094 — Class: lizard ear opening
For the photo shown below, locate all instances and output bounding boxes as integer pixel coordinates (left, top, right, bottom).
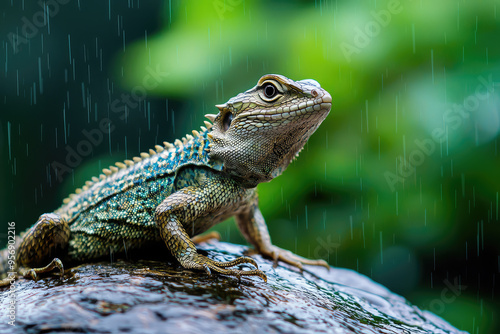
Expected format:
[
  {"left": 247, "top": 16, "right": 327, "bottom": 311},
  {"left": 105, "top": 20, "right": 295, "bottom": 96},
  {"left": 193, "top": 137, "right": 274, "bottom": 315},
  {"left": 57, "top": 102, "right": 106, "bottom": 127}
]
[{"left": 222, "top": 112, "right": 233, "bottom": 132}]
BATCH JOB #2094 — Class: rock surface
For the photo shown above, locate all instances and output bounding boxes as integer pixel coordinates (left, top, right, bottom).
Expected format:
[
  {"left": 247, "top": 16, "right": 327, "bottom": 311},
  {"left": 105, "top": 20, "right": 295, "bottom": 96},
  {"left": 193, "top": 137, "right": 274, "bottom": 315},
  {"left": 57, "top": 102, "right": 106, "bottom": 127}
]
[{"left": 0, "top": 241, "right": 466, "bottom": 334}]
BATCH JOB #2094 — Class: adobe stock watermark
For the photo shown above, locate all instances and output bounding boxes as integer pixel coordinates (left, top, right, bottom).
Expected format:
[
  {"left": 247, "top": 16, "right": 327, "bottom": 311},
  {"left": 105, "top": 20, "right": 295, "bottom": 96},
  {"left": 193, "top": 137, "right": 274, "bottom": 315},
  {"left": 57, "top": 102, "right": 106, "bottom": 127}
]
[
  {"left": 5, "top": 222, "right": 17, "bottom": 327},
  {"left": 51, "top": 65, "right": 170, "bottom": 182},
  {"left": 385, "top": 75, "right": 497, "bottom": 192},
  {"left": 314, "top": 235, "right": 340, "bottom": 260},
  {"left": 7, "top": 0, "right": 71, "bottom": 54},
  {"left": 340, "top": 0, "right": 404, "bottom": 63},
  {"left": 427, "top": 277, "right": 467, "bottom": 315},
  {"left": 213, "top": 0, "right": 243, "bottom": 20}
]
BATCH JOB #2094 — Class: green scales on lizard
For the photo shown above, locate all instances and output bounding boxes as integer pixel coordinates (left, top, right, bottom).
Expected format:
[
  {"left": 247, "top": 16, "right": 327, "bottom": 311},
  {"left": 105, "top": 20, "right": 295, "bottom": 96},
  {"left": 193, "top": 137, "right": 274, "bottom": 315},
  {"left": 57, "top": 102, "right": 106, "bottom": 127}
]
[{"left": 1, "top": 74, "right": 332, "bottom": 283}]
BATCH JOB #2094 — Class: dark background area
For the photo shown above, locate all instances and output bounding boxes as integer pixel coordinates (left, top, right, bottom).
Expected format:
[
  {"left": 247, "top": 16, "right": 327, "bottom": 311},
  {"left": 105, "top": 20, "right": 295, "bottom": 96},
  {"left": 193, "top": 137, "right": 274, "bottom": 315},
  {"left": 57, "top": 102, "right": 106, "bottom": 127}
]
[{"left": 1, "top": 1, "right": 499, "bottom": 332}]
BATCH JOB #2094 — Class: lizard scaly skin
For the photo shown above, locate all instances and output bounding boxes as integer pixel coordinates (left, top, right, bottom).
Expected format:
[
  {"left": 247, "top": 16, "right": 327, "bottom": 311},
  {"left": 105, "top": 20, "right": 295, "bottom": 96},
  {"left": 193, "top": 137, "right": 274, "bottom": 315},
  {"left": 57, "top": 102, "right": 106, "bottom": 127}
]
[{"left": 0, "top": 74, "right": 332, "bottom": 284}]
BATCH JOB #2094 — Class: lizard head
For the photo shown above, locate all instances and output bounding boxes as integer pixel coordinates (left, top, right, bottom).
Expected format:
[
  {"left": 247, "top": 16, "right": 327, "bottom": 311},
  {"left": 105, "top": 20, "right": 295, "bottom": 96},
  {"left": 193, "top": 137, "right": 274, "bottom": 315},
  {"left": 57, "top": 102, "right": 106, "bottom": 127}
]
[{"left": 207, "top": 74, "right": 332, "bottom": 187}]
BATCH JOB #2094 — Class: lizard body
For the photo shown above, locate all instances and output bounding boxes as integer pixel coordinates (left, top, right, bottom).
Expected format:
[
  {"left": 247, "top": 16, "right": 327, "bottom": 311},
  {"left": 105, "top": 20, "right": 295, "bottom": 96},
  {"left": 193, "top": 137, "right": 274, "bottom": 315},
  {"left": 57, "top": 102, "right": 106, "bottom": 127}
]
[{"left": 0, "top": 74, "right": 332, "bottom": 283}]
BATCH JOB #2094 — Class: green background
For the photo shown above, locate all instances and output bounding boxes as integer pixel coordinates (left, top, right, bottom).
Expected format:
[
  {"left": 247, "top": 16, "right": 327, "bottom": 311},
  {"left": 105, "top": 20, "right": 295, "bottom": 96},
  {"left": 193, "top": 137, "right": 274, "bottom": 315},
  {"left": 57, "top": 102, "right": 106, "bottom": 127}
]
[{"left": 1, "top": 1, "right": 499, "bottom": 332}]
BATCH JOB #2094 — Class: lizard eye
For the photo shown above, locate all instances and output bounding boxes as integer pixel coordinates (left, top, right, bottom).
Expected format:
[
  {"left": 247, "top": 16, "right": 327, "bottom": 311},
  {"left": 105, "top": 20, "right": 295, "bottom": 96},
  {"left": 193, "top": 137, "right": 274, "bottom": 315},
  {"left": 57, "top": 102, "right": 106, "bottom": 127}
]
[
  {"left": 222, "top": 112, "right": 233, "bottom": 132},
  {"left": 263, "top": 83, "right": 277, "bottom": 99}
]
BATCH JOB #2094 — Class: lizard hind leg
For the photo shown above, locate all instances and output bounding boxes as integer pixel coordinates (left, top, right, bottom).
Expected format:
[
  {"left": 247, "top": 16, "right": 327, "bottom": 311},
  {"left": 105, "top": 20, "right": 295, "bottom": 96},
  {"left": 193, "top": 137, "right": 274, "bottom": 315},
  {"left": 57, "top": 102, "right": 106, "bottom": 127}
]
[{"left": 16, "top": 213, "right": 70, "bottom": 281}]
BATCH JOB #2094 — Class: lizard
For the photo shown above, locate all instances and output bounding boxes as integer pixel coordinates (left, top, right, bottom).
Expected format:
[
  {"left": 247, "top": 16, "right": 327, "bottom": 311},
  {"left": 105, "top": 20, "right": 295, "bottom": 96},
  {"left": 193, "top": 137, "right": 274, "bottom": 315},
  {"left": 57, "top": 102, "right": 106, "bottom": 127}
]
[{"left": 0, "top": 74, "right": 332, "bottom": 285}]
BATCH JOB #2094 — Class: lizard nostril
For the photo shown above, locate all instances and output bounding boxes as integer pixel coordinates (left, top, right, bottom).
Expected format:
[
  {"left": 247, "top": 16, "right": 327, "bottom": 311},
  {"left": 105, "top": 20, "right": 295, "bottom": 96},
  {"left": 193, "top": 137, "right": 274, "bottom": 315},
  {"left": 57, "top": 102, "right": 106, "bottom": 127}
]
[{"left": 311, "top": 89, "right": 318, "bottom": 97}]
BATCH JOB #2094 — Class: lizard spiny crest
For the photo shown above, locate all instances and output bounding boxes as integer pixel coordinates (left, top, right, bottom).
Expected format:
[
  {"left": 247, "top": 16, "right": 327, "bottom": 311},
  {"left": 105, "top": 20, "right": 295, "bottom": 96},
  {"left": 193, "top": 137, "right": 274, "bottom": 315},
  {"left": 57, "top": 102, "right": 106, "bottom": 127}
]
[
  {"left": 208, "top": 74, "right": 332, "bottom": 187},
  {"left": 62, "top": 122, "right": 214, "bottom": 205}
]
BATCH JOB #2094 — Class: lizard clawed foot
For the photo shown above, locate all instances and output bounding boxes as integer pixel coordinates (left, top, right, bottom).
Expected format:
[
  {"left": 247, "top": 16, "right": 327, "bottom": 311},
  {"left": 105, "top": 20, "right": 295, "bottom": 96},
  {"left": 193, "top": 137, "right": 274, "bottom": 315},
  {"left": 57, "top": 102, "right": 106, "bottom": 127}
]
[
  {"left": 21, "top": 258, "right": 65, "bottom": 282},
  {"left": 186, "top": 254, "right": 267, "bottom": 282},
  {"left": 250, "top": 245, "right": 330, "bottom": 271}
]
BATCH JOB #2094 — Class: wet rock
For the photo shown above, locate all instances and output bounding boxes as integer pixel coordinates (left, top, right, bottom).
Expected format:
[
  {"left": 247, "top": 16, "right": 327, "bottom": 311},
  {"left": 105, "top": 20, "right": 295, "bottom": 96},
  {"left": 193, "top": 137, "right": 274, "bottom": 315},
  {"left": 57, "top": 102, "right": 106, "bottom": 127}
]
[{"left": 0, "top": 241, "right": 465, "bottom": 334}]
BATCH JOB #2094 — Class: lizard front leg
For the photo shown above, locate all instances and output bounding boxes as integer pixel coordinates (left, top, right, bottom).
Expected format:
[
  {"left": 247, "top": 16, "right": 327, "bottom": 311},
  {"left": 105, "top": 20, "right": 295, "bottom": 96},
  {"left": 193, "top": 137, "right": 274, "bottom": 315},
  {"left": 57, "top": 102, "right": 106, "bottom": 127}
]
[
  {"left": 154, "top": 176, "right": 267, "bottom": 281},
  {"left": 236, "top": 195, "right": 330, "bottom": 270}
]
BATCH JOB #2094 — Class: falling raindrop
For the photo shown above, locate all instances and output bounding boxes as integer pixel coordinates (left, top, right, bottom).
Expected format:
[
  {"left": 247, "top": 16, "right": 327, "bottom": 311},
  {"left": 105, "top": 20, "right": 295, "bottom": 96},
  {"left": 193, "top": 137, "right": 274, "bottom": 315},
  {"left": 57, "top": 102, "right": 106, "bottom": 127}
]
[
  {"left": 430, "top": 49, "right": 434, "bottom": 84},
  {"left": 305, "top": 205, "right": 308, "bottom": 229},
  {"left": 411, "top": 23, "right": 415, "bottom": 53},
  {"left": 63, "top": 103, "right": 67, "bottom": 144},
  {"left": 68, "top": 34, "right": 72, "bottom": 64},
  {"left": 7, "top": 121, "right": 12, "bottom": 160},
  {"left": 362, "top": 222, "right": 365, "bottom": 248},
  {"left": 124, "top": 136, "right": 128, "bottom": 159},
  {"left": 350, "top": 216, "right": 353, "bottom": 240},
  {"left": 380, "top": 231, "right": 383, "bottom": 264}
]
